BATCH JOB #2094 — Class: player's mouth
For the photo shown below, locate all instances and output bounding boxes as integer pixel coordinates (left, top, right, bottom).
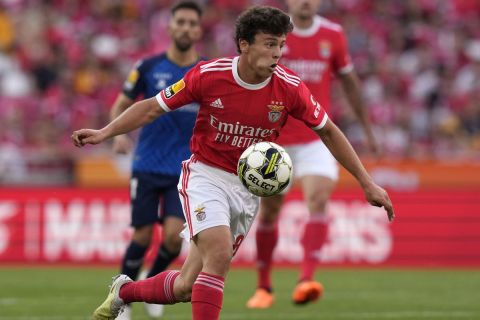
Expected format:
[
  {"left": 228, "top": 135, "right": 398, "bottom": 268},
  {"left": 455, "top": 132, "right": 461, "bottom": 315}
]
[{"left": 269, "top": 63, "right": 277, "bottom": 71}]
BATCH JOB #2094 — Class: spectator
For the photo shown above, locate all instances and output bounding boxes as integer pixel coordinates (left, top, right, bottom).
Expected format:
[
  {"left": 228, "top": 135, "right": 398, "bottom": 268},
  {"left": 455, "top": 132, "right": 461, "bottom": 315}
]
[{"left": 0, "top": 0, "right": 479, "bottom": 187}]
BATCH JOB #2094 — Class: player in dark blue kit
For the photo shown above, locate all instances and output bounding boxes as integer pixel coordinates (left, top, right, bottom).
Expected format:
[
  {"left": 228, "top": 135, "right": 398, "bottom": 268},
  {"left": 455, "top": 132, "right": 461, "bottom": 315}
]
[{"left": 109, "top": 2, "right": 203, "bottom": 319}]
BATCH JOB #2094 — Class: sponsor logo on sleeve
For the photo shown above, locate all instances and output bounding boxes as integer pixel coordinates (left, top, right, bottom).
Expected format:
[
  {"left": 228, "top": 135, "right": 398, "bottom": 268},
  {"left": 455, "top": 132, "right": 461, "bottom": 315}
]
[
  {"left": 164, "top": 79, "right": 185, "bottom": 99},
  {"left": 310, "top": 95, "right": 321, "bottom": 118}
]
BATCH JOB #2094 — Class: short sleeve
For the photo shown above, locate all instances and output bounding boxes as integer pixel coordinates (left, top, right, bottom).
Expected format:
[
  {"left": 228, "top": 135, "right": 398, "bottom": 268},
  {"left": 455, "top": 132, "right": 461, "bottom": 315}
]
[
  {"left": 332, "top": 28, "right": 354, "bottom": 75},
  {"left": 289, "top": 82, "right": 328, "bottom": 130},
  {"left": 155, "top": 64, "right": 201, "bottom": 112},
  {"left": 122, "top": 60, "right": 145, "bottom": 100}
]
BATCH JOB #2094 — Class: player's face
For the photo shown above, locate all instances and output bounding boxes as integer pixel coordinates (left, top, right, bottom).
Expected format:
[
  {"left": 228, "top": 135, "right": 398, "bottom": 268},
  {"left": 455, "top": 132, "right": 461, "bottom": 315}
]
[
  {"left": 168, "top": 9, "right": 202, "bottom": 52},
  {"left": 240, "top": 32, "right": 286, "bottom": 79},
  {"left": 286, "top": 0, "right": 321, "bottom": 19}
]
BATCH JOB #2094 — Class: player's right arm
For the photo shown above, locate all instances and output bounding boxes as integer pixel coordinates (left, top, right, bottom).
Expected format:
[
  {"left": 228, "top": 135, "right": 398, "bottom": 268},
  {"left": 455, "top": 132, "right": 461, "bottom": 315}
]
[
  {"left": 72, "top": 64, "right": 201, "bottom": 147},
  {"left": 72, "top": 97, "right": 166, "bottom": 147}
]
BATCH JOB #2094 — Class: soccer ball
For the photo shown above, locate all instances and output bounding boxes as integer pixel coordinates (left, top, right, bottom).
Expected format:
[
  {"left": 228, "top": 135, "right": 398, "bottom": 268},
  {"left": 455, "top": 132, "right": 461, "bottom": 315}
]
[{"left": 237, "top": 141, "right": 293, "bottom": 197}]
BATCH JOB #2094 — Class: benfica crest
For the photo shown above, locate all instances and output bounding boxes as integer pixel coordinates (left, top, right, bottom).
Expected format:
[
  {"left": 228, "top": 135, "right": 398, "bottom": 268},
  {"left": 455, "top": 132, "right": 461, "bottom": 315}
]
[
  {"left": 319, "top": 41, "right": 331, "bottom": 58},
  {"left": 267, "top": 101, "right": 285, "bottom": 123},
  {"left": 194, "top": 205, "right": 206, "bottom": 222}
]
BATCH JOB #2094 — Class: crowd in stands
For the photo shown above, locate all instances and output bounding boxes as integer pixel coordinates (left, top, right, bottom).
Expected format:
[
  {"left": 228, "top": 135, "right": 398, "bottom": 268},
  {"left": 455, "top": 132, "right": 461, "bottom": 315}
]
[{"left": 0, "top": 0, "right": 479, "bottom": 184}]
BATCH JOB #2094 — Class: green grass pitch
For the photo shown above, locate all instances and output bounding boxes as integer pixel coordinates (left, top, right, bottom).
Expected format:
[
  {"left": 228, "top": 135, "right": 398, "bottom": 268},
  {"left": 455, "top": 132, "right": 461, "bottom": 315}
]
[{"left": 0, "top": 267, "right": 479, "bottom": 319}]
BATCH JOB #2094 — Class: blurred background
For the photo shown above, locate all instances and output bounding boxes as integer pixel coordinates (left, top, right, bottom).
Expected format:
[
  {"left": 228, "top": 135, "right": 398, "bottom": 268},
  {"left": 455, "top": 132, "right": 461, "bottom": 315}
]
[
  {"left": 0, "top": 0, "right": 479, "bottom": 319},
  {"left": 1, "top": 0, "right": 480, "bottom": 186}
]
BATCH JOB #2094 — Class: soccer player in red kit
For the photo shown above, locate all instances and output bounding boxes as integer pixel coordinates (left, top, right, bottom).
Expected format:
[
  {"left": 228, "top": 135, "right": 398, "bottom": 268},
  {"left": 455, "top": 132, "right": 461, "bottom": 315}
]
[
  {"left": 72, "top": 6, "right": 393, "bottom": 320},
  {"left": 247, "top": 0, "right": 379, "bottom": 308}
]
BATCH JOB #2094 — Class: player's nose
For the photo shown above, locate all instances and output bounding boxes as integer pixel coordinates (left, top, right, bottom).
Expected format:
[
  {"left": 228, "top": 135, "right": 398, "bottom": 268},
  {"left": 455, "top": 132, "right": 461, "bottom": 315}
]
[{"left": 273, "top": 46, "right": 281, "bottom": 59}]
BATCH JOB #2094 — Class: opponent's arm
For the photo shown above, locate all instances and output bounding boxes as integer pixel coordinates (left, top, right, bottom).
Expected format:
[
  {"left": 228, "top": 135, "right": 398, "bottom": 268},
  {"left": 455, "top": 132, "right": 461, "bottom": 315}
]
[
  {"left": 109, "top": 93, "right": 136, "bottom": 154},
  {"left": 110, "top": 93, "right": 135, "bottom": 120}
]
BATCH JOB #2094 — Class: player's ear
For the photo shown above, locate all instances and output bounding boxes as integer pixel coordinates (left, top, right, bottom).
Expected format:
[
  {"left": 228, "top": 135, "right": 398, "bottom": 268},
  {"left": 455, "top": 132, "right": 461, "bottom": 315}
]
[
  {"left": 167, "top": 22, "right": 174, "bottom": 37},
  {"left": 239, "top": 39, "right": 249, "bottom": 54},
  {"left": 193, "top": 25, "right": 203, "bottom": 41}
]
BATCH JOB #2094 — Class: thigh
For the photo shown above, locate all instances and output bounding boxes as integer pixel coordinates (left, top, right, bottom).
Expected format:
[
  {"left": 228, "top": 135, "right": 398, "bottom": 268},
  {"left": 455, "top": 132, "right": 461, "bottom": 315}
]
[
  {"left": 162, "top": 215, "right": 186, "bottom": 247},
  {"left": 178, "top": 158, "right": 259, "bottom": 256},
  {"left": 178, "top": 160, "right": 231, "bottom": 240},
  {"left": 258, "top": 194, "right": 284, "bottom": 223},
  {"left": 194, "top": 226, "right": 233, "bottom": 276},
  {"left": 301, "top": 174, "right": 336, "bottom": 207},
  {"left": 130, "top": 172, "right": 162, "bottom": 227}
]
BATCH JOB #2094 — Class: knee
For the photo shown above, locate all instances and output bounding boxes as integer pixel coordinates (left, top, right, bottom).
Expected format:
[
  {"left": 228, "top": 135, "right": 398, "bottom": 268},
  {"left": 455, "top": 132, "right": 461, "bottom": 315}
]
[
  {"left": 259, "top": 198, "right": 283, "bottom": 224},
  {"left": 162, "top": 234, "right": 183, "bottom": 255},
  {"left": 174, "top": 277, "right": 194, "bottom": 302},
  {"left": 203, "top": 247, "right": 232, "bottom": 276},
  {"left": 306, "top": 192, "right": 329, "bottom": 213},
  {"left": 132, "top": 225, "right": 154, "bottom": 247}
]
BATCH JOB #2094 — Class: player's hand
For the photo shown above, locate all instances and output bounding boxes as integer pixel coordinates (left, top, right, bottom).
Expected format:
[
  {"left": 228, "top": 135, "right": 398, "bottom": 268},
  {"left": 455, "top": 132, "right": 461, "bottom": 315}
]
[
  {"left": 71, "top": 129, "right": 106, "bottom": 147},
  {"left": 112, "top": 135, "right": 133, "bottom": 154},
  {"left": 363, "top": 182, "right": 395, "bottom": 222}
]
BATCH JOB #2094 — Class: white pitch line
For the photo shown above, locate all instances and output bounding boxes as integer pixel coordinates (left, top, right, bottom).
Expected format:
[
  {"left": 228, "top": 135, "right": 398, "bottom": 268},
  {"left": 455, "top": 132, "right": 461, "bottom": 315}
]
[{"left": 0, "top": 298, "right": 18, "bottom": 306}]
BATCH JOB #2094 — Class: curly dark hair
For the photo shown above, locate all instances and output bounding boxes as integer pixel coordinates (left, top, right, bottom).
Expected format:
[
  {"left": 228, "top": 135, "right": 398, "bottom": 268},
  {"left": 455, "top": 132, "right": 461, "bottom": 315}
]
[{"left": 235, "top": 6, "right": 293, "bottom": 53}]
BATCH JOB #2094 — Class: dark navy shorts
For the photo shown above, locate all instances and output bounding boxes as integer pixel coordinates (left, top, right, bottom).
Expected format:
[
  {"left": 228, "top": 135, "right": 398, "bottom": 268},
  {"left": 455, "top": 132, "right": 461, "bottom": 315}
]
[{"left": 129, "top": 171, "right": 185, "bottom": 227}]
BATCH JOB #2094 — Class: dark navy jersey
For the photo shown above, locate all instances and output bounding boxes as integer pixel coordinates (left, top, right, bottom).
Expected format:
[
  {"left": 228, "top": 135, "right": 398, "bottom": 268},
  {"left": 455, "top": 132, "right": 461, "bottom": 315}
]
[{"left": 123, "top": 53, "right": 201, "bottom": 175}]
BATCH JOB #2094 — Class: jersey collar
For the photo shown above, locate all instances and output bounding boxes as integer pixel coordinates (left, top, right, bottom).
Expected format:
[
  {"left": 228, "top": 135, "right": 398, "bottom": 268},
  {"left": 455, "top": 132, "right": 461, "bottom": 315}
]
[
  {"left": 291, "top": 15, "right": 321, "bottom": 37},
  {"left": 232, "top": 56, "right": 271, "bottom": 90}
]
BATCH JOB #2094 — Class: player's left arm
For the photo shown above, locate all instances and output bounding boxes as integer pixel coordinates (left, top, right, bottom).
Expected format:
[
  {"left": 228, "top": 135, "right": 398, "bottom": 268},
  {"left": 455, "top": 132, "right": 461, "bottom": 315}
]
[
  {"left": 314, "top": 119, "right": 394, "bottom": 221},
  {"left": 289, "top": 82, "right": 394, "bottom": 221}
]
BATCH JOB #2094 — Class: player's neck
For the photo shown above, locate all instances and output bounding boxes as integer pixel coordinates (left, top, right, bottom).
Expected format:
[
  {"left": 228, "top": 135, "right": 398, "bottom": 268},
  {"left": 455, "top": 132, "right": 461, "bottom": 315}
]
[
  {"left": 166, "top": 47, "right": 199, "bottom": 67},
  {"left": 237, "top": 57, "right": 269, "bottom": 84},
  {"left": 291, "top": 15, "right": 314, "bottom": 30}
]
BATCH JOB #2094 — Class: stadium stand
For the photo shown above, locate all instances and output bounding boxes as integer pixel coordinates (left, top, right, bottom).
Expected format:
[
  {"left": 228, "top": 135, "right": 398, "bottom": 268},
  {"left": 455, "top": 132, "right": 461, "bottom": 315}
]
[{"left": 0, "top": 0, "right": 479, "bottom": 186}]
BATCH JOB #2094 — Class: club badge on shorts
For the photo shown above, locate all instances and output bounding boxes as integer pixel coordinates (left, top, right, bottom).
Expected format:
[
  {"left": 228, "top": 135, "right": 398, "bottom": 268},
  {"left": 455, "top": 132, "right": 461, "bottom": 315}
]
[
  {"left": 267, "top": 101, "right": 284, "bottom": 123},
  {"left": 194, "top": 205, "right": 206, "bottom": 222}
]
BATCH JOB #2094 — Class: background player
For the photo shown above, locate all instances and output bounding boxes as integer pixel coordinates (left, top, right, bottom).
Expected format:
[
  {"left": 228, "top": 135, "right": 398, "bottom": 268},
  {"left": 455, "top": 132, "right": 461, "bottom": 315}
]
[
  {"left": 247, "top": 0, "right": 379, "bottom": 308},
  {"left": 72, "top": 6, "right": 394, "bottom": 320},
  {"left": 109, "top": 2, "right": 203, "bottom": 319}
]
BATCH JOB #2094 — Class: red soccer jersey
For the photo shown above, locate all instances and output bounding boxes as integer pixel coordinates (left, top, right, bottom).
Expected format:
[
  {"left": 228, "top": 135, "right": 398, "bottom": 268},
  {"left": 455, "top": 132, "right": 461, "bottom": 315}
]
[
  {"left": 278, "top": 15, "right": 353, "bottom": 145},
  {"left": 155, "top": 56, "right": 328, "bottom": 174}
]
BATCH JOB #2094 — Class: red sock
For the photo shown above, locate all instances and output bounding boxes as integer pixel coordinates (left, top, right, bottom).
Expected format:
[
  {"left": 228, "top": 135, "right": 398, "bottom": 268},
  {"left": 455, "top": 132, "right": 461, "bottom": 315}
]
[
  {"left": 191, "top": 272, "right": 225, "bottom": 320},
  {"left": 255, "top": 221, "right": 278, "bottom": 290},
  {"left": 119, "top": 270, "right": 179, "bottom": 304},
  {"left": 300, "top": 216, "right": 329, "bottom": 281}
]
